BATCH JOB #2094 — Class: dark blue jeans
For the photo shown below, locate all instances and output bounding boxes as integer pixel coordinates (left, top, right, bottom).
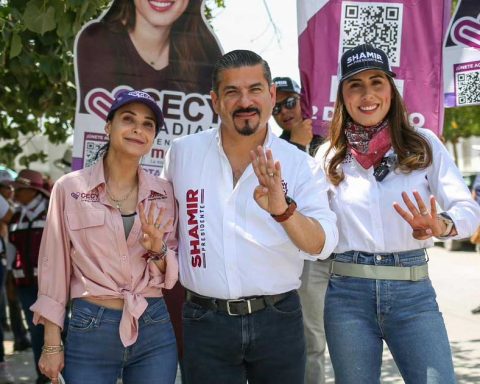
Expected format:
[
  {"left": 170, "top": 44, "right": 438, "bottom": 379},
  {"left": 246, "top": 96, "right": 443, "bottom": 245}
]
[
  {"left": 325, "top": 249, "right": 455, "bottom": 384},
  {"left": 182, "top": 290, "right": 306, "bottom": 384},
  {"left": 64, "top": 297, "right": 177, "bottom": 384}
]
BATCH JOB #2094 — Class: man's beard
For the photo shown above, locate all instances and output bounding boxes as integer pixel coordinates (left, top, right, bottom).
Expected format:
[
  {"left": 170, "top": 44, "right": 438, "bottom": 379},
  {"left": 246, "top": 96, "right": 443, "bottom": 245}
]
[
  {"left": 234, "top": 120, "right": 260, "bottom": 136},
  {"left": 233, "top": 107, "right": 261, "bottom": 136}
]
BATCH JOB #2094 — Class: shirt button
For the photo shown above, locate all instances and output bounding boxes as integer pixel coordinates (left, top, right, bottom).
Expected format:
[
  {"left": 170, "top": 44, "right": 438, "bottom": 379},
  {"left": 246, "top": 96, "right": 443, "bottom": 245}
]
[
  {"left": 121, "top": 255, "right": 127, "bottom": 261},
  {"left": 375, "top": 255, "right": 382, "bottom": 261}
]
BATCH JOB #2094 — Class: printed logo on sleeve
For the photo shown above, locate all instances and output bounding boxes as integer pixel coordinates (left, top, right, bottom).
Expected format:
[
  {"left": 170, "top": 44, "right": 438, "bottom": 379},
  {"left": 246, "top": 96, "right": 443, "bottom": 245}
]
[{"left": 148, "top": 190, "right": 168, "bottom": 200}]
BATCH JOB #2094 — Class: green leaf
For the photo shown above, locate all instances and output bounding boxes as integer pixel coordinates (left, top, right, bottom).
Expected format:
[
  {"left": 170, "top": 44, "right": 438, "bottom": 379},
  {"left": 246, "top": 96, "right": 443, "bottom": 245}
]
[
  {"left": 9, "top": 33, "right": 22, "bottom": 58},
  {"left": 23, "top": 2, "right": 56, "bottom": 35}
]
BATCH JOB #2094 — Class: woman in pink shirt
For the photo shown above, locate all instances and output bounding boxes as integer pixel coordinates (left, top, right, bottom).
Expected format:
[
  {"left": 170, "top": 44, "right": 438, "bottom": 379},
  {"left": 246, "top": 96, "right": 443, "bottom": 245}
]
[{"left": 31, "top": 90, "right": 179, "bottom": 384}]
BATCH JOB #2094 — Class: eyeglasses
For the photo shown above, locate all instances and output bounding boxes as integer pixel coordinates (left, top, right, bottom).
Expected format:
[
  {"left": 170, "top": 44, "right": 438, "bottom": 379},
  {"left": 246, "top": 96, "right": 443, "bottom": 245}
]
[{"left": 272, "top": 96, "right": 299, "bottom": 115}]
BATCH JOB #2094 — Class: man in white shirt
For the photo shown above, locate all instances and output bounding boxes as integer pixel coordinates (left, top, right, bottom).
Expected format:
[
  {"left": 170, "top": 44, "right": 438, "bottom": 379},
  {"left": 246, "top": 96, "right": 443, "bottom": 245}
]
[{"left": 162, "top": 49, "right": 338, "bottom": 384}]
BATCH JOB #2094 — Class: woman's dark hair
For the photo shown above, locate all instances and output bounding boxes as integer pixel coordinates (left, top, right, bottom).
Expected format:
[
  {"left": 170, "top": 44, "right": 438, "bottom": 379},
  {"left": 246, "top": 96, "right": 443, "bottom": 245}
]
[
  {"left": 325, "top": 76, "right": 433, "bottom": 186},
  {"left": 102, "top": 0, "right": 222, "bottom": 91},
  {"left": 211, "top": 49, "right": 272, "bottom": 93}
]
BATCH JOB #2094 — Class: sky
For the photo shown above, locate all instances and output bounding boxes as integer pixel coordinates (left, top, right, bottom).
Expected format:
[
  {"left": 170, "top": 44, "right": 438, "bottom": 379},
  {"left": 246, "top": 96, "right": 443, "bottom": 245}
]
[{"left": 210, "top": 0, "right": 300, "bottom": 134}]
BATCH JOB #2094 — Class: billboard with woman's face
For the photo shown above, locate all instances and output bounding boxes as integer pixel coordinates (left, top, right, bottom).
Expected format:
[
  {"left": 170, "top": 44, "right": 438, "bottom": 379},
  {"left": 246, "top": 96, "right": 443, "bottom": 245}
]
[{"left": 73, "top": 0, "right": 223, "bottom": 173}]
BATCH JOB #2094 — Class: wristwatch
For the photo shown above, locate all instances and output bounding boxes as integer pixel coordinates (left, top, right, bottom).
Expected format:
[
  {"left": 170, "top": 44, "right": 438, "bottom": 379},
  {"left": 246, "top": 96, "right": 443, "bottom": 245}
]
[
  {"left": 437, "top": 212, "right": 454, "bottom": 238},
  {"left": 271, "top": 196, "right": 297, "bottom": 223}
]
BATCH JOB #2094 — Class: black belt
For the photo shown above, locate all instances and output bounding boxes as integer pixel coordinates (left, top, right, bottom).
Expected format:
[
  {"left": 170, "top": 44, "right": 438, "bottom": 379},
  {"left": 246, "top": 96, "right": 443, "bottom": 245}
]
[{"left": 186, "top": 290, "right": 291, "bottom": 316}]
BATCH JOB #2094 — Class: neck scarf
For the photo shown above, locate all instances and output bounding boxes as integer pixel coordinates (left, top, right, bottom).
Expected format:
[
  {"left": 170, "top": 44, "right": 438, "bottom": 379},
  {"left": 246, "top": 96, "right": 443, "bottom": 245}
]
[{"left": 345, "top": 118, "right": 391, "bottom": 169}]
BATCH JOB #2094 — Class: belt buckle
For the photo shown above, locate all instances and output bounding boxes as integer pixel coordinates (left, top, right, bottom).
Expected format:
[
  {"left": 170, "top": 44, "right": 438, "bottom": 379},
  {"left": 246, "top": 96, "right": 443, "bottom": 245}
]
[{"left": 226, "top": 299, "right": 252, "bottom": 316}]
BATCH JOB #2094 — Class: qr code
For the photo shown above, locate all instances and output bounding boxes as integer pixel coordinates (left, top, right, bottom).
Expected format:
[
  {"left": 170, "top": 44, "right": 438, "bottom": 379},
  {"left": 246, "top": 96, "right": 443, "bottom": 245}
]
[
  {"left": 340, "top": 2, "right": 403, "bottom": 66},
  {"left": 84, "top": 140, "right": 104, "bottom": 168},
  {"left": 456, "top": 71, "right": 480, "bottom": 106}
]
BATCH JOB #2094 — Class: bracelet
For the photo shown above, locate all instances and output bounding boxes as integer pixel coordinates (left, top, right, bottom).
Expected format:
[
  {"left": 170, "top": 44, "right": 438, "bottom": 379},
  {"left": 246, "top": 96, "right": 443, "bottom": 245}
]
[
  {"left": 42, "top": 344, "right": 64, "bottom": 354},
  {"left": 142, "top": 242, "right": 168, "bottom": 263},
  {"left": 437, "top": 212, "right": 455, "bottom": 239}
]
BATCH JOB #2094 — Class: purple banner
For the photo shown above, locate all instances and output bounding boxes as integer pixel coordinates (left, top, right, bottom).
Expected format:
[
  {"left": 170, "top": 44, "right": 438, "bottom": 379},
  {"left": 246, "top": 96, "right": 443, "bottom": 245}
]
[
  {"left": 298, "top": 0, "right": 451, "bottom": 137},
  {"left": 443, "top": 0, "right": 480, "bottom": 108}
]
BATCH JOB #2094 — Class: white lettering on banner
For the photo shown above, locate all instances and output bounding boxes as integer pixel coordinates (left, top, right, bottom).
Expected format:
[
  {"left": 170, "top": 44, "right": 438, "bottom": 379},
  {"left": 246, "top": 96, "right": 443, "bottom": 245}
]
[
  {"left": 321, "top": 105, "right": 425, "bottom": 128},
  {"left": 85, "top": 87, "right": 218, "bottom": 126},
  {"left": 76, "top": 86, "right": 221, "bottom": 171}
]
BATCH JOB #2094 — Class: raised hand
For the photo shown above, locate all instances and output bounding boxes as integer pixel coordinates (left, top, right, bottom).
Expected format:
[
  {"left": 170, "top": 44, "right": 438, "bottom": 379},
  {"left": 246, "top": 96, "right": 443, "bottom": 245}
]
[
  {"left": 393, "top": 191, "right": 444, "bottom": 240},
  {"left": 138, "top": 202, "right": 173, "bottom": 253},
  {"left": 290, "top": 118, "right": 313, "bottom": 147},
  {"left": 249, "top": 146, "right": 288, "bottom": 215}
]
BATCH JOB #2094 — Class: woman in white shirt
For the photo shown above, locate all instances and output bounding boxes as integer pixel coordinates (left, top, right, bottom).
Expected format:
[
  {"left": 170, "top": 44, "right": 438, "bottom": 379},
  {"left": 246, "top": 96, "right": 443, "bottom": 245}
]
[{"left": 318, "top": 43, "right": 480, "bottom": 384}]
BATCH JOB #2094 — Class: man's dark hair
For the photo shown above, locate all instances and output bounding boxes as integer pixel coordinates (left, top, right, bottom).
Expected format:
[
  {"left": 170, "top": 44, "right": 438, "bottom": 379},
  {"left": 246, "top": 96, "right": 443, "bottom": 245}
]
[{"left": 211, "top": 50, "right": 272, "bottom": 93}]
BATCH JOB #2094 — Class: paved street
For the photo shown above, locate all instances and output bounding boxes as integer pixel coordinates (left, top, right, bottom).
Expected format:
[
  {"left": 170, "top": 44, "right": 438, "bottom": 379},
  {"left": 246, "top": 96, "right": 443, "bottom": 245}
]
[{"left": 4, "top": 245, "right": 480, "bottom": 383}]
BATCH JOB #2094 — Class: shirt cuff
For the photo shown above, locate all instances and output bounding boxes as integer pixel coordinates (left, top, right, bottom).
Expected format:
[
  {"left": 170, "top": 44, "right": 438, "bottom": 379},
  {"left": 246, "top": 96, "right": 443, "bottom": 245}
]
[
  {"left": 30, "top": 294, "right": 66, "bottom": 330},
  {"left": 312, "top": 221, "right": 338, "bottom": 260},
  {"left": 148, "top": 248, "right": 178, "bottom": 289}
]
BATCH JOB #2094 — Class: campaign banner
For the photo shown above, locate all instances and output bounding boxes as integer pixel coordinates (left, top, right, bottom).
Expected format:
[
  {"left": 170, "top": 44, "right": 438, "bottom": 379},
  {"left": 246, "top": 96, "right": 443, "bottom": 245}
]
[
  {"left": 73, "top": 0, "right": 223, "bottom": 173},
  {"left": 298, "top": 0, "right": 451, "bottom": 137},
  {"left": 443, "top": 0, "right": 480, "bottom": 108}
]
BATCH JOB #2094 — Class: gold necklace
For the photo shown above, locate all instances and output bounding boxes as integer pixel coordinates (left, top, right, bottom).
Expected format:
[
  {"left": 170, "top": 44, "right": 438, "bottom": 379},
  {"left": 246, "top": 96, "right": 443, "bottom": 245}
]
[{"left": 105, "top": 183, "right": 136, "bottom": 210}]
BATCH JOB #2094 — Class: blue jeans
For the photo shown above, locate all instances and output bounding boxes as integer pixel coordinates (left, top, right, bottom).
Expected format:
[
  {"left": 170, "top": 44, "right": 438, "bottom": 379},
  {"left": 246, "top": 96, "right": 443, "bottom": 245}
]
[
  {"left": 325, "top": 249, "right": 455, "bottom": 384},
  {"left": 183, "top": 290, "right": 305, "bottom": 384},
  {"left": 64, "top": 298, "right": 177, "bottom": 384}
]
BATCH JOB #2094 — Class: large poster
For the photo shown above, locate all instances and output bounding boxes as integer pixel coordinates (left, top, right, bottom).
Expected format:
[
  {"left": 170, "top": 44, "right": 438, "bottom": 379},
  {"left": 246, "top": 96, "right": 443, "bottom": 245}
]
[
  {"left": 298, "top": 0, "right": 451, "bottom": 137},
  {"left": 73, "top": 0, "right": 223, "bottom": 173},
  {"left": 443, "top": 0, "right": 480, "bottom": 108}
]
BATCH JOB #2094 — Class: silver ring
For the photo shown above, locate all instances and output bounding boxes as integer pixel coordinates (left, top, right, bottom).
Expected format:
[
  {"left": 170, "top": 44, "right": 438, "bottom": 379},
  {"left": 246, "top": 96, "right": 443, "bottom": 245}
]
[
  {"left": 268, "top": 173, "right": 274, "bottom": 177},
  {"left": 154, "top": 223, "right": 161, "bottom": 229},
  {"left": 420, "top": 210, "right": 429, "bottom": 216}
]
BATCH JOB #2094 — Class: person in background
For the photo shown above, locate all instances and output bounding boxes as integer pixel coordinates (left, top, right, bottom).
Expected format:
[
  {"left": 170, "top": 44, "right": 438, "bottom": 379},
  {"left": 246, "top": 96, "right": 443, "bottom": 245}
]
[
  {"left": 31, "top": 90, "right": 178, "bottom": 384},
  {"left": 272, "top": 75, "right": 329, "bottom": 384},
  {"left": 8, "top": 170, "right": 50, "bottom": 384},
  {"left": 0, "top": 194, "right": 14, "bottom": 384},
  {"left": 318, "top": 43, "right": 480, "bottom": 383},
  {"left": 470, "top": 173, "right": 480, "bottom": 314},
  {"left": 272, "top": 77, "right": 323, "bottom": 156},
  {"left": 162, "top": 50, "right": 338, "bottom": 384}
]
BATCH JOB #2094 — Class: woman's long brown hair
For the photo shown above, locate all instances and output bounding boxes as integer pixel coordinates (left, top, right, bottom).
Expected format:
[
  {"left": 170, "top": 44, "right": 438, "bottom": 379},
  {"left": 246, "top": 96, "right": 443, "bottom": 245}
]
[{"left": 325, "top": 76, "right": 432, "bottom": 186}]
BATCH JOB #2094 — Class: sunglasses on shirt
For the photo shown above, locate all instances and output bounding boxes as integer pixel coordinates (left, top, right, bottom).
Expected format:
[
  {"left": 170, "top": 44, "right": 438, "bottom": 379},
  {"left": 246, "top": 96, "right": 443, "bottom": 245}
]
[{"left": 272, "top": 96, "right": 299, "bottom": 115}]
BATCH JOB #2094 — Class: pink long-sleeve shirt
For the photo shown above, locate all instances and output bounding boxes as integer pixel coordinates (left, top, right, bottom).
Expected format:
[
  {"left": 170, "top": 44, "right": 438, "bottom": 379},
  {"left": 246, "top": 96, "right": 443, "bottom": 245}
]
[{"left": 30, "top": 160, "right": 178, "bottom": 347}]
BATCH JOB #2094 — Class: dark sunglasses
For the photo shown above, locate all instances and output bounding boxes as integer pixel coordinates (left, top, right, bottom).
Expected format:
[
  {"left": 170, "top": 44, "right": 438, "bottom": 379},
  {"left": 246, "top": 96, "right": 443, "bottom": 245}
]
[{"left": 272, "top": 96, "right": 299, "bottom": 115}]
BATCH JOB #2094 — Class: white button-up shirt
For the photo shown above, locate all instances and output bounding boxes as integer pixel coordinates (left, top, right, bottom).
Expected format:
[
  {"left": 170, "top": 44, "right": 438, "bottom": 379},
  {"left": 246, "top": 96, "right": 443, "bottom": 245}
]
[
  {"left": 316, "top": 128, "right": 480, "bottom": 253},
  {"left": 162, "top": 128, "right": 338, "bottom": 299}
]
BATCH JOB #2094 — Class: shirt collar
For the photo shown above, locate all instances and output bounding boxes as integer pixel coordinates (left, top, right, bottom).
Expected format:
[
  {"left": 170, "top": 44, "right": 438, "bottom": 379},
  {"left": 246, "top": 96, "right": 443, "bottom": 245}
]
[{"left": 85, "top": 158, "right": 166, "bottom": 201}]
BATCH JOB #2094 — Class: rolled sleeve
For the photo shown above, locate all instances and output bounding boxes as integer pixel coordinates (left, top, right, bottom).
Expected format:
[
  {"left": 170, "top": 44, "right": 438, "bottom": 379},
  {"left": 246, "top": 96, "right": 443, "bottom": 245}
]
[
  {"left": 296, "top": 156, "right": 338, "bottom": 260},
  {"left": 30, "top": 181, "right": 71, "bottom": 328},
  {"left": 424, "top": 130, "right": 480, "bottom": 239},
  {"left": 31, "top": 294, "right": 66, "bottom": 329}
]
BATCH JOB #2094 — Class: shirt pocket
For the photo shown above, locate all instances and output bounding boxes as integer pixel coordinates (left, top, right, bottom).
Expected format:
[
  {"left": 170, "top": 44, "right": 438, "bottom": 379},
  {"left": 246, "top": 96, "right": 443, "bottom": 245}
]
[
  {"left": 245, "top": 200, "right": 290, "bottom": 247},
  {"left": 67, "top": 209, "right": 105, "bottom": 230}
]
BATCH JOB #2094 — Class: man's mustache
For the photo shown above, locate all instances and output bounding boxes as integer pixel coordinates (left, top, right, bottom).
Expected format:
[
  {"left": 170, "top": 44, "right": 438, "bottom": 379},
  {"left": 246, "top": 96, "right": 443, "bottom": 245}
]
[{"left": 233, "top": 108, "right": 260, "bottom": 117}]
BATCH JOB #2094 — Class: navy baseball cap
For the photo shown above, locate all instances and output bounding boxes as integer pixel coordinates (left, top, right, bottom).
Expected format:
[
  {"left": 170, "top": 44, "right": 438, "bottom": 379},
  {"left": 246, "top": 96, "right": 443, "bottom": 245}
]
[
  {"left": 273, "top": 77, "right": 301, "bottom": 94},
  {"left": 339, "top": 44, "right": 396, "bottom": 83},
  {"left": 107, "top": 90, "right": 164, "bottom": 135}
]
